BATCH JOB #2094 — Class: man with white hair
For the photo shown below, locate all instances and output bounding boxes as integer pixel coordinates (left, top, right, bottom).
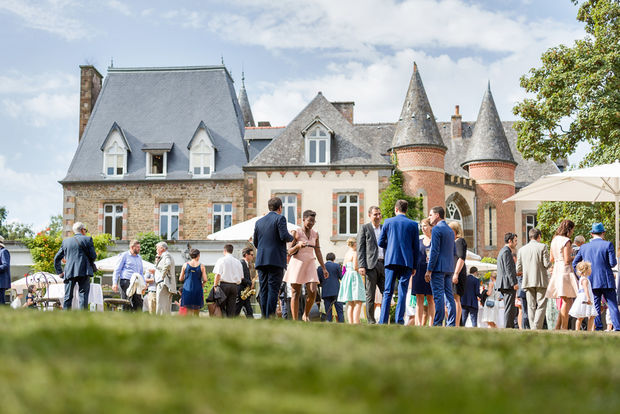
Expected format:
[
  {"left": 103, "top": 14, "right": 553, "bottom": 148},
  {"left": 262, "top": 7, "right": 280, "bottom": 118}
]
[
  {"left": 113, "top": 239, "right": 144, "bottom": 311},
  {"left": 53, "top": 222, "right": 97, "bottom": 310},
  {"left": 149, "top": 241, "right": 176, "bottom": 315}
]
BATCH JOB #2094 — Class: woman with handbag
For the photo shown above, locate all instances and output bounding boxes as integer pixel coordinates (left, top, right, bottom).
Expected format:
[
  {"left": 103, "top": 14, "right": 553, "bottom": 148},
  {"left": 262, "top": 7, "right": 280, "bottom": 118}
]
[
  {"left": 179, "top": 248, "right": 207, "bottom": 316},
  {"left": 481, "top": 272, "right": 499, "bottom": 328}
]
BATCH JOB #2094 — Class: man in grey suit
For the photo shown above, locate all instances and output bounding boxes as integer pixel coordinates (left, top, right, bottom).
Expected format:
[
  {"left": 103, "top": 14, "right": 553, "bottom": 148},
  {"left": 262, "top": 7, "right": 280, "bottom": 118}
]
[
  {"left": 357, "top": 206, "right": 385, "bottom": 324},
  {"left": 54, "top": 222, "right": 97, "bottom": 310},
  {"left": 497, "top": 232, "right": 519, "bottom": 328},
  {"left": 516, "top": 228, "right": 551, "bottom": 329}
]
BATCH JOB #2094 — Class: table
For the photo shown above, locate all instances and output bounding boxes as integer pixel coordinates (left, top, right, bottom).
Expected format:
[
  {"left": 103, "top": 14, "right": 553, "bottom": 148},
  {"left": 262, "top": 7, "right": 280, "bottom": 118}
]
[{"left": 46, "top": 283, "right": 105, "bottom": 311}]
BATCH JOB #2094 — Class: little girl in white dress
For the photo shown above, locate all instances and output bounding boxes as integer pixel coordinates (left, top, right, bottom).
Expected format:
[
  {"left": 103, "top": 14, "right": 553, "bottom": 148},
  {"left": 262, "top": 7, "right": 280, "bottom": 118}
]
[{"left": 569, "top": 261, "right": 597, "bottom": 331}]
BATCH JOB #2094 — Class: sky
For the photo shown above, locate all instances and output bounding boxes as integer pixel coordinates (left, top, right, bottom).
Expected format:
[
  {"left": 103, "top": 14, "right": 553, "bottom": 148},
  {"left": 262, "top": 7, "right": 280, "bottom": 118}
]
[{"left": 0, "top": 0, "right": 588, "bottom": 230}]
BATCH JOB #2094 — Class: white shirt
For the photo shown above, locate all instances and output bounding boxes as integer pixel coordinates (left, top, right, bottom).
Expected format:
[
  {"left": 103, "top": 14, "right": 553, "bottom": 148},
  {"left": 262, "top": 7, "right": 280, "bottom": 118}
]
[
  {"left": 213, "top": 254, "right": 243, "bottom": 284},
  {"left": 373, "top": 225, "right": 384, "bottom": 260}
]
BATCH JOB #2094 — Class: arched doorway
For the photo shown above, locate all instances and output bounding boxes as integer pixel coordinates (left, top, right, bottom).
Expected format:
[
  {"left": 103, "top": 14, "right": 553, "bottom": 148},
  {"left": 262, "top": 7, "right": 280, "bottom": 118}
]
[{"left": 445, "top": 192, "right": 474, "bottom": 251}]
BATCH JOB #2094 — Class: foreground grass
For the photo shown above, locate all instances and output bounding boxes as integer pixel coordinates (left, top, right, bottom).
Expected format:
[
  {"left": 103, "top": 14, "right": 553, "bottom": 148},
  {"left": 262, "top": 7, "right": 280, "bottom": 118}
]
[{"left": 0, "top": 309, "right": 618, "bottom": 413}]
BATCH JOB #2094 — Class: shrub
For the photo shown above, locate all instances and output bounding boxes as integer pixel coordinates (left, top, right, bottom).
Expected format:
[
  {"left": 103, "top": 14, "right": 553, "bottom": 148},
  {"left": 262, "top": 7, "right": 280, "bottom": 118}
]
[{"left": 137, "top": 232, "right": 162, "bottom": 263}]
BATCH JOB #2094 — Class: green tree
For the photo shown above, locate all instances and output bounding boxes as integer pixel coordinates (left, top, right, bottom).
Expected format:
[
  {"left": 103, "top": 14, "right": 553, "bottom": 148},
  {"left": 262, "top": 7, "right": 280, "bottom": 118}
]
[
  {"left": 0, "top": 206, "right": 34, "bottom": 239},
  {"left": 379, "top": 168, "right": 424, "bottom": 222},
  {"left": 137, "top": 232, "right": 162, "bottom": 263},
  {"left": 512, "top": 0, "right": 620, "bottom": 163}
]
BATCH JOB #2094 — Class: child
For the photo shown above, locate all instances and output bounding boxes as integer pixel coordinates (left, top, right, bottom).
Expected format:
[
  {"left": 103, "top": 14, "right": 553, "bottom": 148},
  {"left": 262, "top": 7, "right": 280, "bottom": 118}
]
[
  {"left": 337, "top": 238, "right": 364, "bottom": 324},
  {"left": 569, "top": 261, "right": 597, "bottom": 331}
]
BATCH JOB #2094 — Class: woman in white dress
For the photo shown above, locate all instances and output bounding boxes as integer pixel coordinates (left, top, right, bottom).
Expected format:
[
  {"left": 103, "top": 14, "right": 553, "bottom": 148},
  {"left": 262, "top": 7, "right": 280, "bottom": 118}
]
[
  {"left": 545, "top": 220, "right": 579, "bottom": 330},
  {"left": 481, "top": 272, "right": 499, "bottom": 328}
]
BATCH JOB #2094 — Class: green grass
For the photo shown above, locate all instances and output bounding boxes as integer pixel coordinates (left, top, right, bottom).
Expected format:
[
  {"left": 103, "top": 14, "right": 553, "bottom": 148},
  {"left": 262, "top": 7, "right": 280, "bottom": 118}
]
[{"left": 0, "top": 309, "right": 619, "bottom": 413}]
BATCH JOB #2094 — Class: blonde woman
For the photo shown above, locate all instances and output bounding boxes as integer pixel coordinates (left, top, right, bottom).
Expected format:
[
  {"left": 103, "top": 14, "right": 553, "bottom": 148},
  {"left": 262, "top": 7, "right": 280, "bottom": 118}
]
[
  {"left": 410, "top": 218, "right": 435, "bottom": 326},
  {"left": 337, "top": 238, "right": 365, "bottom": 324},
  {"left": 449, "top": 221, "right": 467, "bottom": 327}
]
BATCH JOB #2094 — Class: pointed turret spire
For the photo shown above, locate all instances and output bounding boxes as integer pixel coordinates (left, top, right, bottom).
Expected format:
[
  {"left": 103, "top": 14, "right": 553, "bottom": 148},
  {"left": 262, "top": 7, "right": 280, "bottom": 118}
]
[
  {"left": 391, "top": 62, "right": 446, "bottom": 150},
  {"left": 461, "top": 83, "right": 516, "bottom": 169},
  {"left": 238, "top": 71, "right": 255, "bottom": 127}
]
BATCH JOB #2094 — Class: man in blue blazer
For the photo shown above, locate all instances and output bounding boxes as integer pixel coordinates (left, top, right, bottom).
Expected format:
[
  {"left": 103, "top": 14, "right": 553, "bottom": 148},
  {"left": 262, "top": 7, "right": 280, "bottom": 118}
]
[
  {"left": 572, "top": 223, "right": 619, "bottom": 331},
  {"left": 253, "top": 197, "right": 295, "bottom": 318},
  {"left": 318, "top": 252, "right": 344, "bottom": 322},
  {"left": 425, "top": 206, "right": 457, "bottom": 326},
  {"left": 53, "top": 222, "right": 97, "bottom": 310},
  {"left": 0, "top": 236, "right": 11, "bottom": 304},
  {"left": 378, "top": 200, "right": 419, "bottom": 324}
]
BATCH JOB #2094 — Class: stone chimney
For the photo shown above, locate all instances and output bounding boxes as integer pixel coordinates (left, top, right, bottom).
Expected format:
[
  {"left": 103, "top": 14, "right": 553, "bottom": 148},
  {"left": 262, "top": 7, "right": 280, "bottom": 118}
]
[
  {"left": 257, "top": 121, "right": 271, "bottom": 127},
  {"left": 451, "top": 105, "right": 462, "bottom": 139},
  {"left": 79, "top": 65, "right": 103, "bottom": 141},
  {"left": 331, "top": 101, "right": 354, "bottom": 123}
]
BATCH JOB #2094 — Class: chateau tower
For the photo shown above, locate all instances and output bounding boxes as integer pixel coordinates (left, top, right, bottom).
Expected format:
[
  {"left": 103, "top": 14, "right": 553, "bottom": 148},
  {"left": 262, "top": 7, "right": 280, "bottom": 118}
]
[
  {"left": 391, "top": 63, "right": 447, "bottom": 212},
  {"left": 238, "top": 72, "right": 255, "bottom": 127},
  {"left": 461, "top": 83, "right": 517, "bottom": 256}
]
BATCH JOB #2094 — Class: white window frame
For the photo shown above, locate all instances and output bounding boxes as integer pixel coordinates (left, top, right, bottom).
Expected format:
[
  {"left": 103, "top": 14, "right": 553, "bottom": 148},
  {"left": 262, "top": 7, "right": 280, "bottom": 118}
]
[
  {"left": 305, "top": 125, "right": 330, "bottom": 165},
  {"left": 212, "top": 203, "right": 233, "bottom": 233},
  {"left": 337, "top": 193, "right": 359, "bottom": 236},
  {"left": 159, "top": 203, "right": 179, "bottom": 240},
  {"left": 146, "top": 152, "right": 167, "bottom": 177},
  {"left": 278, "top": 194, "right": 297, "bottom": 225},
  {"left": 446, "top": 201, "right": 463, "bottom": 226},
  {"left": 103, "top": 138, "right": 127, "bottom": 177},
  {"left": 103, "top": 203, "right": 123, "bottom": 239},
  {"left": 189, "top": 138, "right": 215, "bottom": 177},
  {"left": 525, "top": 214, "right": 537, "bottom": 237}
]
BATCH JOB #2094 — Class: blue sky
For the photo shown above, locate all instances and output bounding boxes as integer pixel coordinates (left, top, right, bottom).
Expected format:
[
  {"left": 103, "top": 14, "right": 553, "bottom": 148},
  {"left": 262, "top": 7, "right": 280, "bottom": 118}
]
[{"left": 0, "top": 0, "right": 587, "bottom": 230}]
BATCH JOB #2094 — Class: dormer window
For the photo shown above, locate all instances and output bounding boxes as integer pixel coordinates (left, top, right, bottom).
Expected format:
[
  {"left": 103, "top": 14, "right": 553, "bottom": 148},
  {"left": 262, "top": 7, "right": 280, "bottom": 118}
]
[
  {"left": 142, "top": 143, "right": 173, "bottom": 178},
  {"left": 101, "top": 123, "right": 130, "bottom": 178},
  {"left": 187, "top": 121, "right": 216, "bottom": 177},
  {"left": 302, "top": 118, "right": 332, "bottom": 165}
]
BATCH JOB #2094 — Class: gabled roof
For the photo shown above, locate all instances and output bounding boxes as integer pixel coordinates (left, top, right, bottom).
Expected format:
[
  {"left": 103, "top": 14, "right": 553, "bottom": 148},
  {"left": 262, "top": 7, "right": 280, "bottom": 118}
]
[
  {"left": 461, "top": 83, "right": 516, "bottom": 168},
  {"left": 301, "top": 116, "right": 334, "bottom": 136},
  {"left": 391, "top": 63, "right": 446, "bottom": 150},
  {"left": 245, "top": 92, "right": 391, "bottom": 169},
  {"left": 142, "top": 143, "right": 174, "bottom": 151},
  {"left": 99, "top": 122, "right": 131, "bottom": 152},
  {"left": 62, "top": 65, "right": 247, "bottom": 182},
  {"left": 186, "top": 121, "right": 217, "bottom": 150}
]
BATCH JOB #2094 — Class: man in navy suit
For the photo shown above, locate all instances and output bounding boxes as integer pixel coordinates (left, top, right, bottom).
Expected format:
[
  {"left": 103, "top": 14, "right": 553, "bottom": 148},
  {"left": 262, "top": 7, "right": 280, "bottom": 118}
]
[
  {"left": 253, "top": 197, "right": 295, "bottom": 318},
  {"left": 318, "top": 252, "right": 344, "bottom": 323},
  {"left": 572, "top": 222, "right": 619, "bottom": 331},
  {"left": 425, "top": 206, "right": 457, "bottom": 326},
  {"left": 461, "top": 267, "right": 481, "bottom": 327},
  {"left": 0, "top": 236, "right": 10, "bottom": 304},
  {"left": 378, "top": 200, "right": 419, "bottom": 325},
  {"left": 53, "top": 222, "right": 97, "bottom": 310}
]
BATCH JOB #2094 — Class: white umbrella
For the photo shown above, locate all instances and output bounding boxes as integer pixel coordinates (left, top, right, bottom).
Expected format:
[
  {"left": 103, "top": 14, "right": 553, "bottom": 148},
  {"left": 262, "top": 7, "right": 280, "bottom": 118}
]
[
  {"left": 504, "top": 160, "right": 620, "bottom": 260},
  {"left": 94, "top": 254, "right": 155, "bottom": 272},
  {"left": 207, "top": 215, "right": 298, "bottom": 241},
  {"left": 465, "top": 260, "right": 497, "bottom": 273},
  {"left": 11, "top": 272, "right": 63, "bottom": 291}
]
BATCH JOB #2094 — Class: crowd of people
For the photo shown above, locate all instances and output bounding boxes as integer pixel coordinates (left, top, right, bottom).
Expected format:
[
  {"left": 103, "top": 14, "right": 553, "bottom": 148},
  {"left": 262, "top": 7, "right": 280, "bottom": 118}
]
[{"left": 2, "top": 197, "right": 618, "bottom": 332}]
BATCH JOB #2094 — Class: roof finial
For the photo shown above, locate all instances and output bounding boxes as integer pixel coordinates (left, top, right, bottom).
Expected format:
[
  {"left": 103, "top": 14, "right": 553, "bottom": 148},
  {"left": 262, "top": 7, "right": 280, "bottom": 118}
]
[
  {"left": 221, "top": 54, "right": 224, "bottom": 65},
  {"left": 413, "top": 61, "right": 418, "bottom": 71},
  {"left": 241, "top": 65, "right": 245, "bottom": 88},
  {"left": 110, "top": 57, "right": 114, "bottom": 68},
  {"left": 487, "top": 79, "right": 491, "bottom": 92}
]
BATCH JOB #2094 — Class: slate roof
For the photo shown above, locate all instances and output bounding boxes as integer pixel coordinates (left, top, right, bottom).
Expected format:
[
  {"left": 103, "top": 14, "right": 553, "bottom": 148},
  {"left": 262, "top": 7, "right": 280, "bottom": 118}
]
[
  {"left": 244, "top": 126, "right": 285, "bottom": 161},
  {"left": 238, "top": 74, "right": 255, "bottom": 127},
  {"left": 391, "top": 63, "right": 446, "bottom": 150},
  {"left": 245, "top": 93, "right": 392, "bottom": 169},
  {"left": 61, "top": 66, "right": 247, "bottom": 183},
  {"left": 461, "top": 84, "right": 516, "bottom": 168}
]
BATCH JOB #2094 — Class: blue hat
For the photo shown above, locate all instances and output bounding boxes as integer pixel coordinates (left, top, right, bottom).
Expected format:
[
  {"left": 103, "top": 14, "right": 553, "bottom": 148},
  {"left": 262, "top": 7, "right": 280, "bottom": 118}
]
[{"left": 591, "top": 222, "right": 605, "bottom": 234}]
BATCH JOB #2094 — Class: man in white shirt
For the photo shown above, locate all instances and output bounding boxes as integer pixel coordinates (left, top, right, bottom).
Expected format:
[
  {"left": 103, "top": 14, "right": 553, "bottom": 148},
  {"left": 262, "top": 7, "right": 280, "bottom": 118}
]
[{"left": 213, "top": 244, "right": 243, "bottom": 317}]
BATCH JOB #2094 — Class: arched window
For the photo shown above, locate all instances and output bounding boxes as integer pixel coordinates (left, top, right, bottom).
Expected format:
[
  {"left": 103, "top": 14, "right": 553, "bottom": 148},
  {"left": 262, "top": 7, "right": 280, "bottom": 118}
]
[
  {"left": 306, "top": 125, "right": 329, "bottom": 164},
  {"left": 446, "top": 201, "right": 462, "bottom": 225},
  {"left": 190, "top": 139, "right": 214, "bottom": 177},
  {"left": 103, "top": 140, "right": 127, "bottom": 176}
]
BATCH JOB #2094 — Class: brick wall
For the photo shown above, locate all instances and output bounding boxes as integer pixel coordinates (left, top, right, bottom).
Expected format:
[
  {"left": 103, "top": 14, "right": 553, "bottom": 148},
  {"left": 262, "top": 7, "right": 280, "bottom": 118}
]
[
  {"left": 395, "top": 146, "right": 446, "bottom": 212},
  {"left": 62, "top": 180, "right": 245, "bottom": 240},
  {"left": 79, "top": 65, "right": 102, "bottom": 141}
]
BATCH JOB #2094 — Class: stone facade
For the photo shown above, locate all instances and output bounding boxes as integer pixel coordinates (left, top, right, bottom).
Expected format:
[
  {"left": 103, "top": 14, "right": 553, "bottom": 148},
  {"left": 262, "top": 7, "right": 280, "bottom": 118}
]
[{"left": 62, "top": 180, "right": 245, "bottom": 240}]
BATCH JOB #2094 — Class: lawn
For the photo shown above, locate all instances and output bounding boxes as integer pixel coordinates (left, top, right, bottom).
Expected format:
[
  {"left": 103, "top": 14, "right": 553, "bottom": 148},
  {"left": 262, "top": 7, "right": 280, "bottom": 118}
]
[{"left": 0, "top": 309, "right": 618, "bottom": 414}]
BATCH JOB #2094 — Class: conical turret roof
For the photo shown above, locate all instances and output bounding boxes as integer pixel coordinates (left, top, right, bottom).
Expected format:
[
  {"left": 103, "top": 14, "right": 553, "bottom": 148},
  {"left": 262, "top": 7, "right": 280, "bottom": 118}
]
[
  {"left": 391, "top": 63, "right": 446, "bottom": 150},
  {"left": 238, "top": 72, "right": 255, "bottom": 127},
  {"left": 461, "top": 83, "right": 516, "bottom": 168}
]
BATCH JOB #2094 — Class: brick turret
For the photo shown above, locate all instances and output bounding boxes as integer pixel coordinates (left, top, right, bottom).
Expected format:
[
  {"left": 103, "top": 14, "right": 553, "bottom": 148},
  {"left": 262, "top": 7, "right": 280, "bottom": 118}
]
[
  {"left": 391, "top": 63, "right": 447, "bottom": 211},
  {"left": 462, "top": 83, "right": 517, "bottom": 256}
]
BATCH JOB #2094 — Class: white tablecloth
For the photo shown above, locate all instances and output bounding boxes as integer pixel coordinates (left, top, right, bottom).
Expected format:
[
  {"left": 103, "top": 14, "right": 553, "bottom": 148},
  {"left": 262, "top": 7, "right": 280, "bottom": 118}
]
[{"left": 46, "top": 283, "right": 104, "bottom": 312}]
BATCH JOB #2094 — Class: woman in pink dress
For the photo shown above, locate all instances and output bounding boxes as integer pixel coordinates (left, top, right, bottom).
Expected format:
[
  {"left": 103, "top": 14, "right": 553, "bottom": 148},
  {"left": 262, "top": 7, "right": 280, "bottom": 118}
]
[
  {"left": 284, "top": 210, "right": 328, "bottom": 321},
  {"left": 545, "top": 219, "right": 579, "bottom": 330}
]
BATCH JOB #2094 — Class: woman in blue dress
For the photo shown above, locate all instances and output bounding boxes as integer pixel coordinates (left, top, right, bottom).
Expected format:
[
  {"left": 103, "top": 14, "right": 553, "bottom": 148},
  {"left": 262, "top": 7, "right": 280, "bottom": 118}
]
[
  {"left": 179, "top": 248, "right": 207, "bottom": 316},
  {"left": 411, "top": 218, "right": 435, "bottom": 326}
]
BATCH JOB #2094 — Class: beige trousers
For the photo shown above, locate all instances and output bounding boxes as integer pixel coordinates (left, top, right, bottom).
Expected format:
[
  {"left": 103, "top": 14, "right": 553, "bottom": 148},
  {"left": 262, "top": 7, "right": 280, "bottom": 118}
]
[
  {"left": 146, "top": 291, "right": 157, "bottom": 314},
  {"left": 525, "top": 287, "right": 547, "bottom": 329},
  {"left": 156, "top": 284, "right": 173, "bottom": 315}
]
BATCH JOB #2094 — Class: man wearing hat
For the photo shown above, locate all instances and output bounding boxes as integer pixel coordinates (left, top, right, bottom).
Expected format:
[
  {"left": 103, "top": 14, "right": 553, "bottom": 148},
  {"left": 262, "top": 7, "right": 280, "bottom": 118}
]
[
  {"left": 572, "top": 223, "right": 619, "bottom": 331},
  {"left": 0, "top": 236, "right": 10, "bottom": 304}
]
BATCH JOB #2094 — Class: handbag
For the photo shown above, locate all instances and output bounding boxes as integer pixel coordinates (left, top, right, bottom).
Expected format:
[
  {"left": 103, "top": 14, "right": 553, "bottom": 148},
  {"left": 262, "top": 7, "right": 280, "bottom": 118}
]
[{"left": 485, "top": 299, "right": 495, "bottom": 308}]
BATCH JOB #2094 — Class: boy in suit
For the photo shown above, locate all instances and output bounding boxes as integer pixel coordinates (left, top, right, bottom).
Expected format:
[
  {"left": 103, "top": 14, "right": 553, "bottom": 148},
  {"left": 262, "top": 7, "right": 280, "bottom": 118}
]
[
  {"left": 318, "top": 252, "right": 344, "bottom": 322},
  {"left": 461, "top": 267, "right": 481, "bottom": 327}
]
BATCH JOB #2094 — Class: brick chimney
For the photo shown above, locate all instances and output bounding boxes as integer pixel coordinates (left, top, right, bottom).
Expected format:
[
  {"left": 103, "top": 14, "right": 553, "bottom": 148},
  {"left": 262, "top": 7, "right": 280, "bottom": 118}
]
[
  {"left": 79, "top": 65, "right": 103, "bottom": 141},
  {"left": 331, "top": 101, "right": 354, "bottom": 124},
  {"left": 451, "top": 105, "right": 462, "bottom": 139}
]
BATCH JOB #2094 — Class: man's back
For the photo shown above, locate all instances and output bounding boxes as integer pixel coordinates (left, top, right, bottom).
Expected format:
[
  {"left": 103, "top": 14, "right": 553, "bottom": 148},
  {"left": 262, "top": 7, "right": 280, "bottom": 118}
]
[
  {"left": 55, "top": 234, "right": 96, "bottom": 278},
  {"left": 517, "top": 240, "right": 550, "bottom": 289},
  {"left": 574, "top": 239, "right": 617, "bottom": 289},
  {"left": 254, "top": 212, "right": 293, "bottom": 269},
  {"left": 461, "top": 274, "right": 480, "bottom": 308},
  {"left": 378, "top": 215, "right": 419, "bottom": 269},
  {"left": 427, "top": 220, "right": 455, "bottom": 273},
  {"left": 318, "top": 261, "right": 342, "bottom": 297}
]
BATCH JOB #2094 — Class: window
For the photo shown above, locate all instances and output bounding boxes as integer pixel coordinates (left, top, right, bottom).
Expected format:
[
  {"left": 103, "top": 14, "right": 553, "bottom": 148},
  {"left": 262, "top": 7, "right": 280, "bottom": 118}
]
[
  {"left": 190, "top": 139, "right": 214, "bottom": 177},
  {"left": 159, "top": 203, "right": 179, "bottom": 240},
  {"left": 525, "top": 214, "right": 537, "bottom": 237},
  {"left": 103, "top": 141, "right": 126, "bottom": 176},
  {"left": 484, "top": 204, "right": 497, "bottom": 247},
  {"left": 306, "top": 125, "right": 329, "bottom": 164},
  {"left": 213, "top": 203, "right": 232, "bottom": 233},
  {"left": 103, "top": 204, "right": 123, "bottom": 239},
  {"left": 279, "top": 195, "right": 297, "bottom": 225},
  {"left": 446, "top": 201, "right": 462, "bottom": 225},
  {"left": 338, "top": 194, "right": 358, "bottom": 235},
  {"left": 146, "top": 152, "right": 167, "bottom": 176}
]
